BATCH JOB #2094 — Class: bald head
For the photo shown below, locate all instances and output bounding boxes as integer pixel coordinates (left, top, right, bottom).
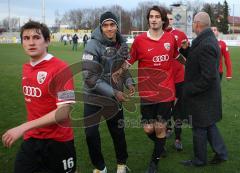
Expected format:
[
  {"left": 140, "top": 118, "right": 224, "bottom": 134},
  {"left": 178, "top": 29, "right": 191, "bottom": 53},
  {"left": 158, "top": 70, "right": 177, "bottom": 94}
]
[{"left": 194, "top": 12, "right": 211, "bottom": 27}]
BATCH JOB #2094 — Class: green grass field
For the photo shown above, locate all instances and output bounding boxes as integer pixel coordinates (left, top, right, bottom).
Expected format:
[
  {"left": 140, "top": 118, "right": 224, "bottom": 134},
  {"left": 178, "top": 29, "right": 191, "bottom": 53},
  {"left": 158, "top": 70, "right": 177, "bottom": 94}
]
[{"left": 0, "top": 43, "right": 240, "bottom": 173}]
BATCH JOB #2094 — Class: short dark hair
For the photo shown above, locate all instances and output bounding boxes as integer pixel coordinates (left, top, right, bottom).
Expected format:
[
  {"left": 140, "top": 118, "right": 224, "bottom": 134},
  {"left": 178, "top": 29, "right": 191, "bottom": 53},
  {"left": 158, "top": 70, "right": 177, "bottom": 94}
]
[
  {"left": 146, "top": 6, "right": 169, "bottom": 30},
  {"left": 20, "top": 20, "right": 50, "bottom": 43},
  {"left": 166, "top": 9, "right": 172, "bottom": 15},
  {"left": 211, "top": 25, "right": 218, "bottom": 29}
]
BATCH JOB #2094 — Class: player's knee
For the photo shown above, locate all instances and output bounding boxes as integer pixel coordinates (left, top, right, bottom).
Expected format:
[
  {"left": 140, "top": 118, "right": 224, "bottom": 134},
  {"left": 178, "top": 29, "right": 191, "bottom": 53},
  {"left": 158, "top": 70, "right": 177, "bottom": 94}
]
[{"left": 155, "top": 122, "right": 166, "bottom": 137}]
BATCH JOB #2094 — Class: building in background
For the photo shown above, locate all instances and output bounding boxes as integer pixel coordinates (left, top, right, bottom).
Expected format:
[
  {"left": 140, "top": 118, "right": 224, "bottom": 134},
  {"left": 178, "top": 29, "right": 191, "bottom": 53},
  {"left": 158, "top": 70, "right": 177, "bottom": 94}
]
[{"left": 228, "top": 16, "right": 240, "bottom": 33}]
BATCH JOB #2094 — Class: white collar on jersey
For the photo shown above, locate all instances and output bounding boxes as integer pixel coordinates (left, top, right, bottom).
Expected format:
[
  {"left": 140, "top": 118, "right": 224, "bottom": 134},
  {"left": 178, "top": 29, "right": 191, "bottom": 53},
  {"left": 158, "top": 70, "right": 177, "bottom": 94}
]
[
  {"left": 30, "top": 54, "right": 53, "bottom": 67},
  {"left": 147, "top": 30, "right": 164, "bottom": 41}
]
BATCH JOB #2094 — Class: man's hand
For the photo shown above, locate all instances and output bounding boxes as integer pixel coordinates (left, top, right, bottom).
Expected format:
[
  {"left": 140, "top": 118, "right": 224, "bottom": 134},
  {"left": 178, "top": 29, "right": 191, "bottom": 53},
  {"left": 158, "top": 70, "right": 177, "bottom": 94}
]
[
  {"left": 2, "top": 125, "right": 26, "bottom": 148},
  {"left": 181, "top": 39, "right": 189, "bottom": 49},
  {"left": 112, "top": 68, "right": 124, "bottom": 84},
  {"left": 128, "top": 85, "right": 135, "bottom": 97},
  {"left": 176, "top": 54, "right": 186, "bottom": 65},
  {"left": 112, "top": 61, "right": 131, "bottom": 84},
  {"left": 114, "top": 90, "right": 130, "bottom": 102}
]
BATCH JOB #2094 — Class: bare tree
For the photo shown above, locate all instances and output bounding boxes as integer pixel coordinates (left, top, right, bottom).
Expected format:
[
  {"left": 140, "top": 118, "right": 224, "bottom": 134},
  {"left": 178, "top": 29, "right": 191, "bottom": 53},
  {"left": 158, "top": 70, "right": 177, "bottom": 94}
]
[
  {"left": 1, "top": 17, "right": 20, "bottom": 31},
  {"left": 61, "top": 9, "right": 83, "bottom": 29},
  {"left": 185, "top": 0, "right": 203, "bottom": 16}
]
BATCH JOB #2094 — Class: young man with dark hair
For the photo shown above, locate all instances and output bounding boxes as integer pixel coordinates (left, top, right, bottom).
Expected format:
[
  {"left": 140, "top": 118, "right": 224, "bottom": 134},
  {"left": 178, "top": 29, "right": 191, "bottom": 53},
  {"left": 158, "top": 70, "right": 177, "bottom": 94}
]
[
  {"left": 165, "top": 10, "right": 189, "bottom": 151},
  {"left": 82, "top": 11, "right": 135, "bottom": 173},
  {"left": 211, "top": 26, "right": 232, "bottom": 80},
  {"left": 113, "top": 6, "right": 183, "bottom": 173},
  {"left": 2, "top": 20, "right": 77, "bottom": 173}
]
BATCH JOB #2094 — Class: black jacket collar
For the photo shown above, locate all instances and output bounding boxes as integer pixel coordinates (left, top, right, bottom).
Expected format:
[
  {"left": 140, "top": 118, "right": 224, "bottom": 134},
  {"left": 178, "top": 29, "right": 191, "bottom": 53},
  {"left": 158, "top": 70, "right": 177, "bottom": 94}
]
[{"left": 191, "top": 28, "right": 214, "bottom": 49}]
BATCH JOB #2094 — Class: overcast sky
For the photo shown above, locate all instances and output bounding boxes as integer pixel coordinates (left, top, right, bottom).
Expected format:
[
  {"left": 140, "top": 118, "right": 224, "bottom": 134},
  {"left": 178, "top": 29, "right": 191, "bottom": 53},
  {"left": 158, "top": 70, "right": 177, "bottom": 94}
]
[{"left": 0, "top": 0, "right": 239, "bottom": 26}]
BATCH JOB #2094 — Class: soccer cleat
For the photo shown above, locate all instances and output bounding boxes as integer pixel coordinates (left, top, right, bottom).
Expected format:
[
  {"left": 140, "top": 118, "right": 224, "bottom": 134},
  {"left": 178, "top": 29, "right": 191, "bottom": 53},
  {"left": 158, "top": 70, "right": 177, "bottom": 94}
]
[
  {"left": 93, "top": 167, "right": 107, "bottom": 173},
  {"left": 117, "top": 164, "right": 130, "bottom": 173},
  {"left": 174, "top": 140, "right": 183, "bottom": 151},
  {"left": 145, "top": 161, "right": 157, "bottom": 173}
]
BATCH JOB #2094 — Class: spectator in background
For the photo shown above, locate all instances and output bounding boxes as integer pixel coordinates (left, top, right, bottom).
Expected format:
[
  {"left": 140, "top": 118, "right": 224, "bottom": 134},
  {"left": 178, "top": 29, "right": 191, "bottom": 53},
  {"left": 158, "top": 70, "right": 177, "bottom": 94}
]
[
  {"left": 211, "top": 26, "right": 232, "bottom": 80},
  {"left": 83, "top": 34, "right": 88, "bottom": 47},
  {"left": 63, "top": 35, "right": 68, "bottom": 45},
  {"left": 72, "top": 34, "right": 79, "bottom": 51},
  {"left": 69, "top": 35, "right": 72, "bottom": 45}
]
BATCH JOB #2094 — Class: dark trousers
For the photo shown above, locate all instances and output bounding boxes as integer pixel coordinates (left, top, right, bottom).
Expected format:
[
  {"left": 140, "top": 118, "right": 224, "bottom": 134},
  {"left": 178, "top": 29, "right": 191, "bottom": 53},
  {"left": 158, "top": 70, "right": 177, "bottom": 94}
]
[
  {"left": 192, "top": 123, "right": 228, "bottom": 165},
  {"left": 219, "top": 73, "right": 223, "bottom": 80},
  {"left": 84, "top": 103, "right": 128, "bottom": 170}
]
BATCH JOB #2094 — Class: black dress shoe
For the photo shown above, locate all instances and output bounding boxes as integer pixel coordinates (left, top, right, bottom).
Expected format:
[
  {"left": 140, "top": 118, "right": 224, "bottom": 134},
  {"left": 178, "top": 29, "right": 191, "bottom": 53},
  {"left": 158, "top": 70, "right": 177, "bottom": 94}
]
[
  {"left": 210, "top": 154, "right": 227, "bottom": 164},
  {"left": 180, "top": 160, "right": 205, "bottom": 167}
]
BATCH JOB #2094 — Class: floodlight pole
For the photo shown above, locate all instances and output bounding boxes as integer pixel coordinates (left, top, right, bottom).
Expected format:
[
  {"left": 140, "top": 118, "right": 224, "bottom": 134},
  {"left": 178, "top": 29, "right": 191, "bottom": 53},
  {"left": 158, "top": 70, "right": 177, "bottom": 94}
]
[
  {"left": 42, "top": 0, "right": 45, "bottom": 24},
  {"left": 233, "top": 4, "right": 235, "bottom": 35},
  {"left": 8, "top": 0, "right": 11, "bottom": 32}
]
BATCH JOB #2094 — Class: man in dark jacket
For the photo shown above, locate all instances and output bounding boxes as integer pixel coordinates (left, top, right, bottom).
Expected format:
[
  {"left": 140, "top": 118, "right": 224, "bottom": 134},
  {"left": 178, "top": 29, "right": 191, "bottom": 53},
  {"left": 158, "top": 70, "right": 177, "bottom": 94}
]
[
  {"left": 180, "top": 12, "right": 228, "bottom": 166},
  {"left": 82, "top": 11, "right": 134, "bottom": 173},
  {"left": 72, "top": 34, "right": 79, "bottom": 51}
]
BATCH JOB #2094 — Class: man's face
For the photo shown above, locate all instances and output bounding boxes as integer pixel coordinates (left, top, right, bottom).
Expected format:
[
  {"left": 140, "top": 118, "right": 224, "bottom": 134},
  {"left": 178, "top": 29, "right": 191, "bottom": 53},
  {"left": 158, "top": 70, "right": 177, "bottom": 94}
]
[
  {"left": 167, "top": 14, "right": 174, "bottom": 27},
  {"left": 22, "top": 29, "right": 49, "bottom": 60},
  {"left": 149, "top": 10, "right": 163, "bottom": 31},
  {"left": 101, "top": 20, "right": 117, "bottom": 40},
  {"left": 192, "top": 17, "right": 199, "bottom": 35},
  {"left": 211, "top": 27, "right": 219, "bottom": 37}
]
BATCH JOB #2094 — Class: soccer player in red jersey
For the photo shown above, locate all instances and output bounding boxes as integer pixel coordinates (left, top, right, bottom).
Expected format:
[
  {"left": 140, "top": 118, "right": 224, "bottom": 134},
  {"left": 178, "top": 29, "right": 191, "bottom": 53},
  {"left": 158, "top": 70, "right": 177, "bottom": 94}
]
[
  {"left": 2, "top": 21, "right": 76, "bottom": 173},
  {"left": 164, "top": 10, "right": 189, "bottom": 151},
  {"left": 113, "top": 6, "right": 183, "bottom": 173},
  {"left": 211, "top": 26, "right": 232, "bottom": 80}
]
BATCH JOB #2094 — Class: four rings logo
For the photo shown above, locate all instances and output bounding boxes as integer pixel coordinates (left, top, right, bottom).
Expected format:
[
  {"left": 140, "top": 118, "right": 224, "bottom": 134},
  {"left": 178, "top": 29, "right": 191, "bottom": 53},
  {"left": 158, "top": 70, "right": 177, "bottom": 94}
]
[
  {"left": 152, "top": 54, "right": 170, "bottom": 63},
  {"left": 23, "top": 86, "right": 42, "bottom": 97}
]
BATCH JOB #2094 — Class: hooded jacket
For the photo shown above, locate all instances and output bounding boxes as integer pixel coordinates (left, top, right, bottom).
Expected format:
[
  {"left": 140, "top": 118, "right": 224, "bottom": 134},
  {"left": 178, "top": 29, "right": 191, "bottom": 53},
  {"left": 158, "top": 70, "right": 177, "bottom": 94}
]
[{"left": 82, "top": 26, "right": 134, "bottom": 100}]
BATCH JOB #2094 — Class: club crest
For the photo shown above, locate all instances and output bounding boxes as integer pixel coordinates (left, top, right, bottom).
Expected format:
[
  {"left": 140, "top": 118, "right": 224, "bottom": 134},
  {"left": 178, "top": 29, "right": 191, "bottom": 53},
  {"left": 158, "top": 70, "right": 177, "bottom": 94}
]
[
  {"left": 37, "top": 71, "right": 47, "bottom": 84},
  {"left": 164, "top": 43, "right": 171, "bottom": 51}
]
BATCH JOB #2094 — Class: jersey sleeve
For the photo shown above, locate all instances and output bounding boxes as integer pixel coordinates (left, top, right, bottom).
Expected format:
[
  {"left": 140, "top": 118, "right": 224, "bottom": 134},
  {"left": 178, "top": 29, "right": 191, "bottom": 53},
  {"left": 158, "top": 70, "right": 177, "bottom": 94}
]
[
  {"left": 127, "top": 38, "right": 138, "bottom": 65},
  {"left": 49, "top": 62, "right": 75, "bottom": 105},
  {"left": 221, "top": 41, "right": 232, "bottom": 78}
]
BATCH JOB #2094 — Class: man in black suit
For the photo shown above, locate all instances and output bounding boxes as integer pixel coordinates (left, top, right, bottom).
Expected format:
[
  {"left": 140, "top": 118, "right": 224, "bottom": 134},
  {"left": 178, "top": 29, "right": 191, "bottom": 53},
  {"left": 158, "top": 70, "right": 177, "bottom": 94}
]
[{"left": 180, "top": 12, "right": 228, "bottom": 166}]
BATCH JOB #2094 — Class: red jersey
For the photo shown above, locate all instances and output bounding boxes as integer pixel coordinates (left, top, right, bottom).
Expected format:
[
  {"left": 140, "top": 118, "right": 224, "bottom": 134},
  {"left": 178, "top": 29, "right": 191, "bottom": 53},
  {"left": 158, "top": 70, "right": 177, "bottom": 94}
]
[
  {"left": 22, "top": 54, "right": 75, "bottom": 142},
  {"left": 218, "top": 40, "right": 232, "bottom": 78},
  {"left": 165, "top": 27, "right": 188, "bottom": 83},
  {"left": 128, "top": 31, "right": 180, "bottom": 102}
]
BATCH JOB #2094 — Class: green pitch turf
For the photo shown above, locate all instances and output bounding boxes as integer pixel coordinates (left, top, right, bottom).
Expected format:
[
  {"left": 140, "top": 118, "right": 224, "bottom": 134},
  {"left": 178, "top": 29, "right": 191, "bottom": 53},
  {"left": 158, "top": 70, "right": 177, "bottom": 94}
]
[{"left": 0, "top": 42, "right": 240, "bottom": 173}]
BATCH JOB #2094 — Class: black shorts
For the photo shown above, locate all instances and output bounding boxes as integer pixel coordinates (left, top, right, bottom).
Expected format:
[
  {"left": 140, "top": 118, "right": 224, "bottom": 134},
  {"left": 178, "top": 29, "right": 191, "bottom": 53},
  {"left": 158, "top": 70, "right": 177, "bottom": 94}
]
[
  {"left": 14, "top": 138, "right": 76, "bottom": 173},
  {"left": 140, "top": 100, "right": 173, "bottom": 124}
]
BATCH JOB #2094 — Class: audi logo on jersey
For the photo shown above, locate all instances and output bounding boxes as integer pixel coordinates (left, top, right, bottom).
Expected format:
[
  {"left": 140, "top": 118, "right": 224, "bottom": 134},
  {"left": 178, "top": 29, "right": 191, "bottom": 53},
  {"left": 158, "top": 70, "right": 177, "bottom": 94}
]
[
  {"left": 152, "top": 54, "right": 170, "bottom": 63},
  {"left": 23, "top": 86, "right": 42, "bottom": 97}
]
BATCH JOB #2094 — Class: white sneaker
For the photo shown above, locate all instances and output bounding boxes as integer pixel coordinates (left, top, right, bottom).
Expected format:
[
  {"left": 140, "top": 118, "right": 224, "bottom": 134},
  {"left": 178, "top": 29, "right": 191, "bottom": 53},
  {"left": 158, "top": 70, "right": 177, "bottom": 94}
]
[
  {"left": 117, "top": 164, "right": 130, "bottom": 173},
  {"left": 93, "top": 167, "right": 107, "bottom": 173}
]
